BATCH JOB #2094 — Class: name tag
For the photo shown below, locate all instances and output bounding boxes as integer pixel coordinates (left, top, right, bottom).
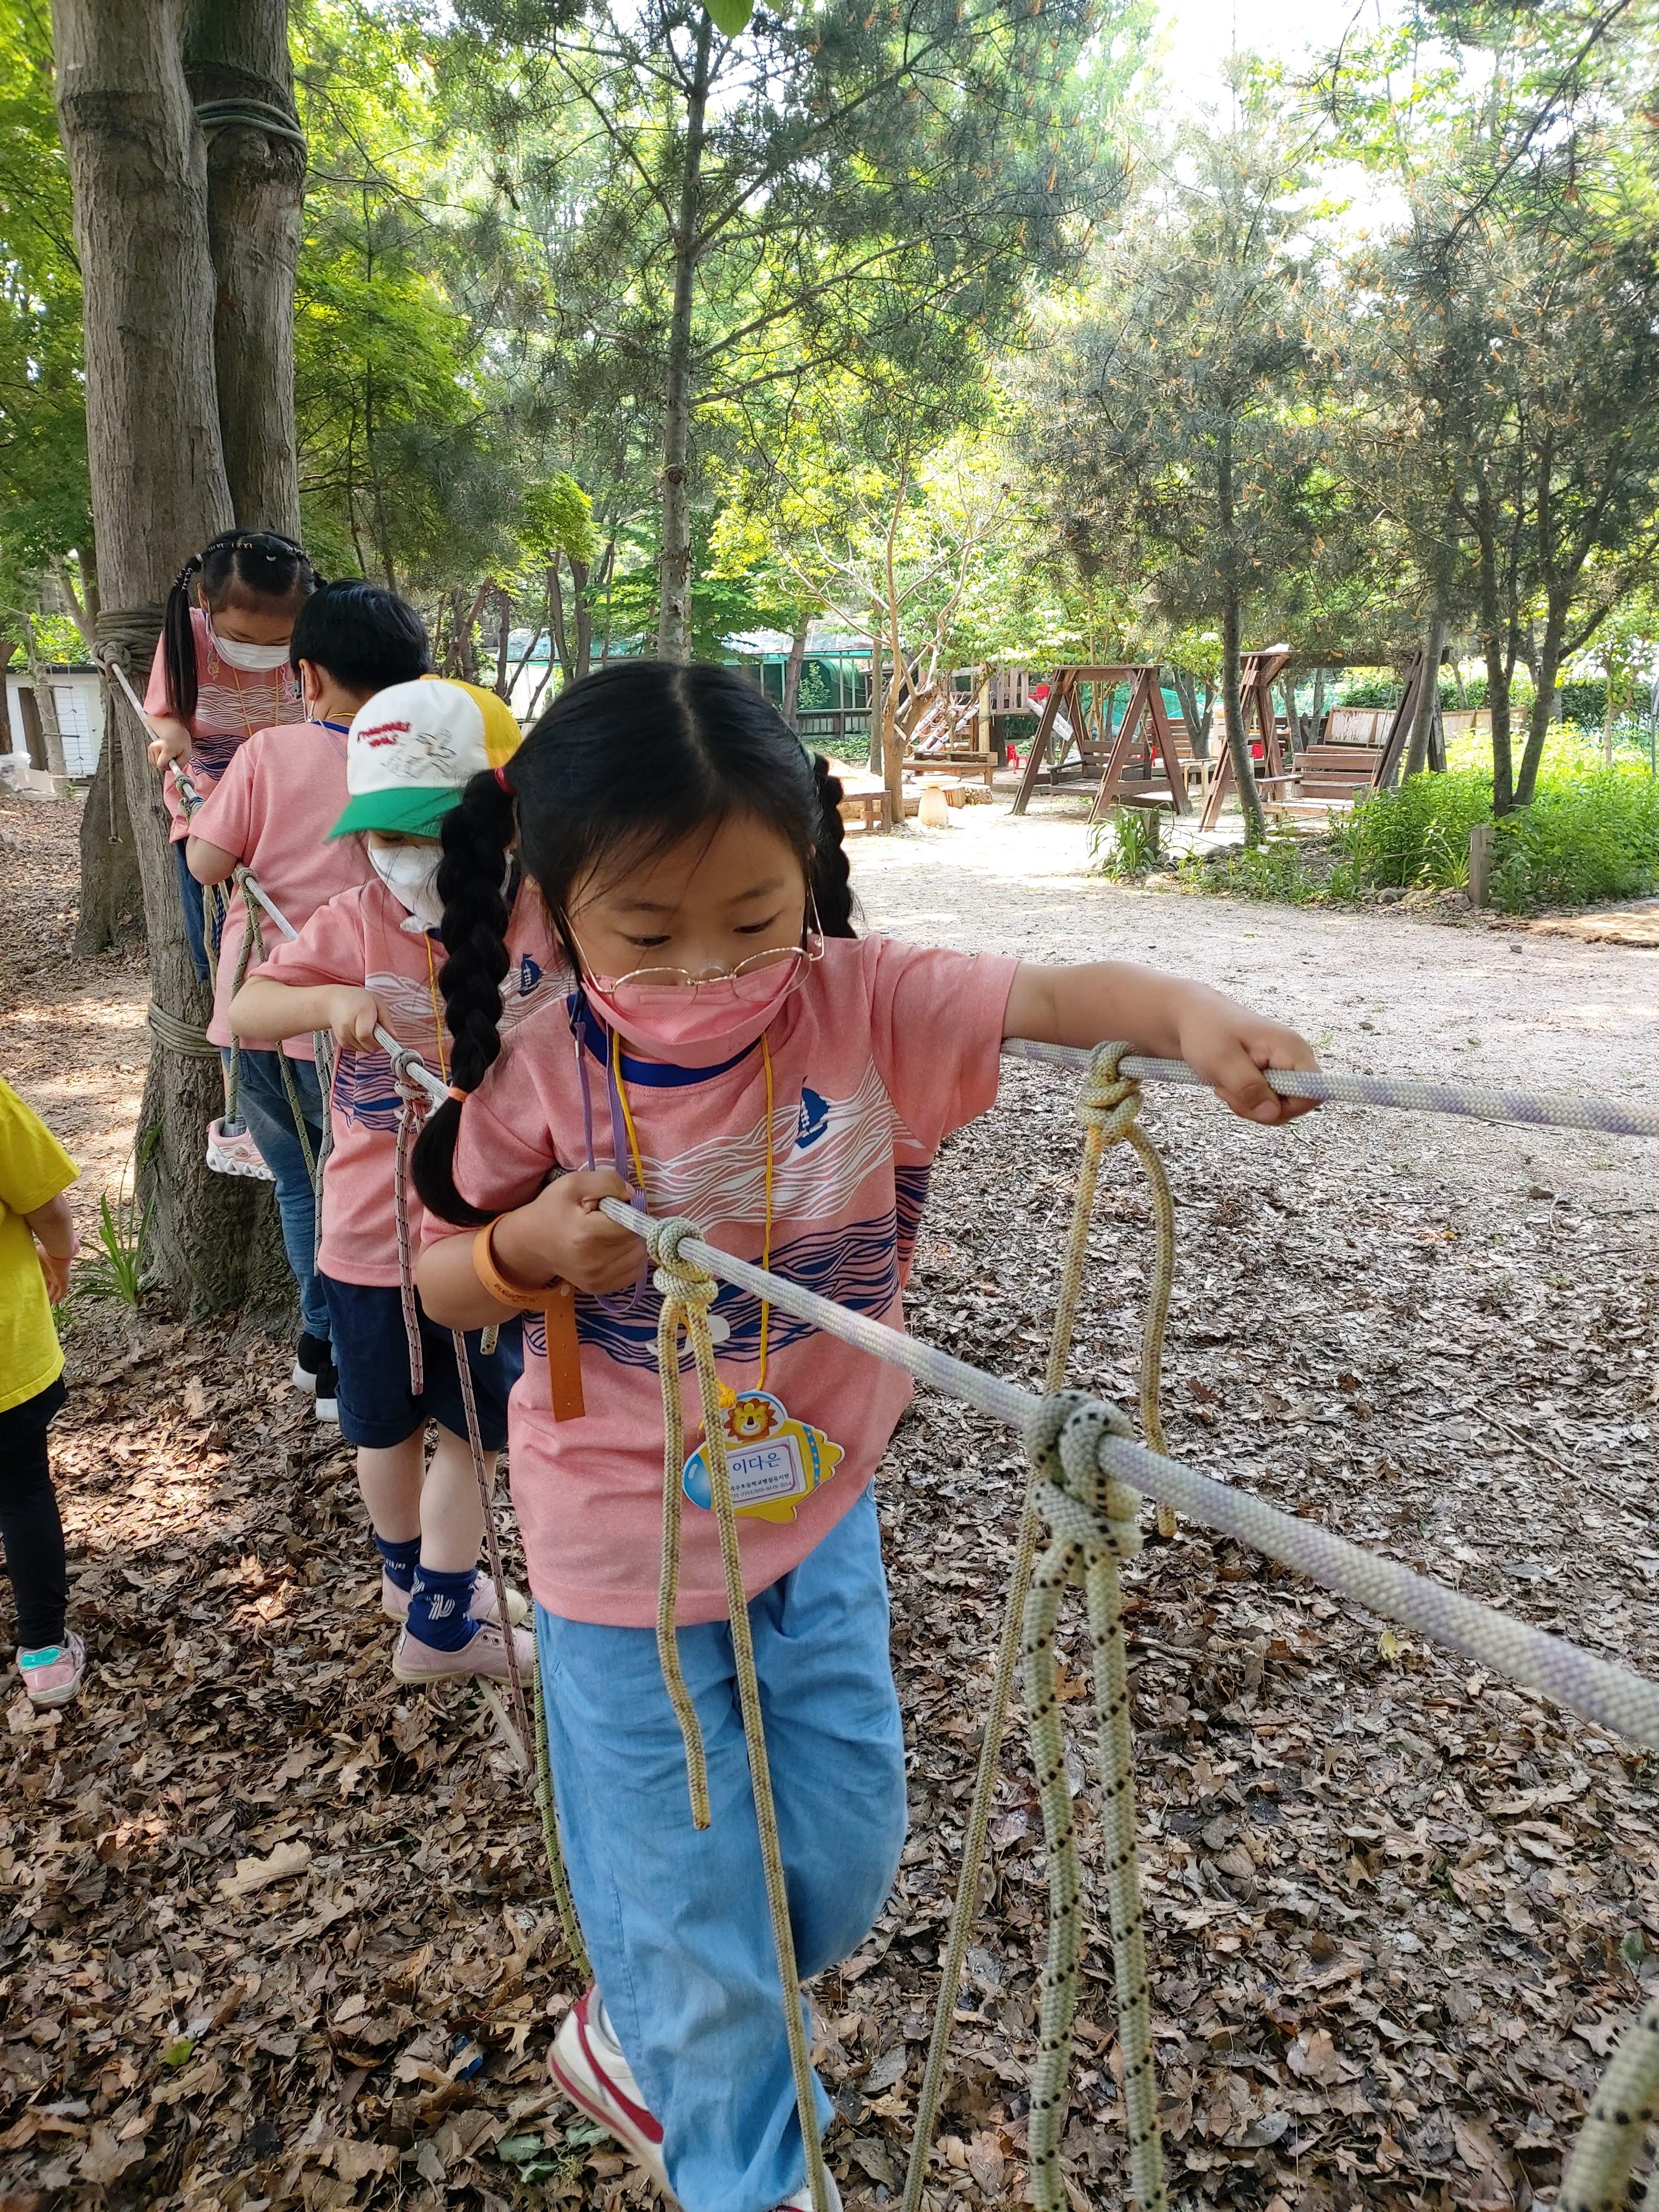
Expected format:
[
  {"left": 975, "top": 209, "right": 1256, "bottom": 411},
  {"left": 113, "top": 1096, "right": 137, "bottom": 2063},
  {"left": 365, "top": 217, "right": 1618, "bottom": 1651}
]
[{"left": 682, "top": 1390, "right": 845, "bottom": 1523}]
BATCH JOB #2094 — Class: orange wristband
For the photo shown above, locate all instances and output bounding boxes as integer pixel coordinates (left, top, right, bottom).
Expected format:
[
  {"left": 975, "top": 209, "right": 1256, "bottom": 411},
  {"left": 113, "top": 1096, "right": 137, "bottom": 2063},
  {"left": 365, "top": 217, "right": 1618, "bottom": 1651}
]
[{"left": 472, "top": 1219, "right": 585, "bottom": 1422}]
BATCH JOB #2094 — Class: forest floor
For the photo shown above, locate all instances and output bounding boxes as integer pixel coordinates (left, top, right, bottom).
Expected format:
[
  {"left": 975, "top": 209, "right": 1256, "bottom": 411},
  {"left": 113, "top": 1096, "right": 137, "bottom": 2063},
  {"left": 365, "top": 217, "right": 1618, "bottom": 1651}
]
[{"left": 2, "top": 786, "right": 1656, "bottom": 2212}]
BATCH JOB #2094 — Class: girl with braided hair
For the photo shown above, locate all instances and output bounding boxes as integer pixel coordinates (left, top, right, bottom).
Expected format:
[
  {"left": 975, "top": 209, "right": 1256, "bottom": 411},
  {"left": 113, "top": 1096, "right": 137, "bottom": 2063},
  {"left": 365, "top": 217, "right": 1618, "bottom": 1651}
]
[
  {"left": 230, "top": 680, "right": 562, "bottom": 1686},
  {"left": 144, "top": 530, "right": 317, "bottom": 980},
  {"left": 410, "top": 659, "right": 1318, "bottom": 2212}
]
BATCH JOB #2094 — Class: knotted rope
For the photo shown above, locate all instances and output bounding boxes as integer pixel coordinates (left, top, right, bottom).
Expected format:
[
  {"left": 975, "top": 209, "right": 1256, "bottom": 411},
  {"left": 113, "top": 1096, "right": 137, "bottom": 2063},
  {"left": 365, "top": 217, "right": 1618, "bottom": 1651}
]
[
  {"left": 648, "top": 1216, "right": 836, "bottom": 2212},
  {"left": 1020, "top": 1391, "right": 1163, "bottom": 2211},
  {"left": 904, "top": 1042, "right": 1173, "bottom": 2210},
  {"left": 1558, "top": 1995, "right": 1659, "bottom": 2210}
]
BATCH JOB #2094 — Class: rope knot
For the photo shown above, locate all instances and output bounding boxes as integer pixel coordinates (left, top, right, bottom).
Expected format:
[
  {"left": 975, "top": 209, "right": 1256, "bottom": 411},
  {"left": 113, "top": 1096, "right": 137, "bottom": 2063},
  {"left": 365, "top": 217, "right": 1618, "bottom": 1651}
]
[
  {"left": 1024, "top": 1395, "right": 1141, "bottom": 1571},
  {"left": 647, "top": 1216, "right": 716, "bottom": 1307},
  {"left": 1076, "top": 1040, "right": 1142, "bottom": 1145}
]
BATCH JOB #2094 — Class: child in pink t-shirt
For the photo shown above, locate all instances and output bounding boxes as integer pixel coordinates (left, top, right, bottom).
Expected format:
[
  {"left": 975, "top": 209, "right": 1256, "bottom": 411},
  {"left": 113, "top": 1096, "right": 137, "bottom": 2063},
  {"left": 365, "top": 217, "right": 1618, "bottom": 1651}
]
[
  {"left": 409, "top": 661, "right": 1320, "bottom": 2212},
  {"left": 143, "top": 531, "right": 315, "bottom": 981},
  {"left": 232, "top": 681, "right": 559, "bottom": 1691},
  {"left": 187, "top": 582, "right": 430, "bottom": 1414}
]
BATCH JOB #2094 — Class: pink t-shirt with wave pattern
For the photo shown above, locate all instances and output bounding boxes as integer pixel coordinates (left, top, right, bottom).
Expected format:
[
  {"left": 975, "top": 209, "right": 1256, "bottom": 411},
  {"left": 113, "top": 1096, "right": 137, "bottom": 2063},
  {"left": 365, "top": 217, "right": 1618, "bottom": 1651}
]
[{"left": 424, "top": 934, "right": 1018, "bottom": 1628}]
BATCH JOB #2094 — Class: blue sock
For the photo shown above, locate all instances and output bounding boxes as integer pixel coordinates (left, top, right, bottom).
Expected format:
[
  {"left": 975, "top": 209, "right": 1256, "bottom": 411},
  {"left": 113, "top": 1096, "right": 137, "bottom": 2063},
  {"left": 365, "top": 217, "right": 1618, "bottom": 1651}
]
[
  {"left": 375, "top": 1532, "right": 421, "bottom": 1594},
  {"left": 407, "top": 1563, "right": 481, "bottom": 1651}
]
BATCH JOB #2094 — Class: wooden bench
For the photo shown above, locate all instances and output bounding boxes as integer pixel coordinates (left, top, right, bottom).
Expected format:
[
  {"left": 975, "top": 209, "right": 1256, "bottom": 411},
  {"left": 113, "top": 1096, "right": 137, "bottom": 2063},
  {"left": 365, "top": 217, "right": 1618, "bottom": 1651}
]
[
  {"left": 1297, "top": 742, "right": 1383, "bottom": 800},
  {"left": 834, "top": 770, "right": 891, "bottom": 832}
]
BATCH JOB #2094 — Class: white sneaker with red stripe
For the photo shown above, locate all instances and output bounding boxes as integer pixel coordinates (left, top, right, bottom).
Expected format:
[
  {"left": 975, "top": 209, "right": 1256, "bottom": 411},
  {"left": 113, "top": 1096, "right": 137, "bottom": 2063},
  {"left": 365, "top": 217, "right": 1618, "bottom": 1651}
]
[{"left": 549, "top": 1988, "right": 672, "bottom": 2197}]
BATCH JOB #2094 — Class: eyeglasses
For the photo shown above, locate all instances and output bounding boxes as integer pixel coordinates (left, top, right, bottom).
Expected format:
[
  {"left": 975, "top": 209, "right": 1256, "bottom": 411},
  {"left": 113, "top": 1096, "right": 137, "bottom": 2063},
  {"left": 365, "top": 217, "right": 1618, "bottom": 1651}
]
[{"left": 573, "top": 923, "right": 826, "bottom": 1012}]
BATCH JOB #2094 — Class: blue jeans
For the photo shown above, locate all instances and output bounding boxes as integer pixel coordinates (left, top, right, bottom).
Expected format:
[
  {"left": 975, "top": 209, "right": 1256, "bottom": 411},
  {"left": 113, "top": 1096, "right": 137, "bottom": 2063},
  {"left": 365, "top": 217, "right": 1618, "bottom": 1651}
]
[
  {"left": 236, "top": 1049, "right": 328, "bottom": 1340},
  {"left": 174, "top": 838, "right": 219, "bottom": 984},
  {"left": 537, "top": 1483, "right": 907, "bottom": 2212}
]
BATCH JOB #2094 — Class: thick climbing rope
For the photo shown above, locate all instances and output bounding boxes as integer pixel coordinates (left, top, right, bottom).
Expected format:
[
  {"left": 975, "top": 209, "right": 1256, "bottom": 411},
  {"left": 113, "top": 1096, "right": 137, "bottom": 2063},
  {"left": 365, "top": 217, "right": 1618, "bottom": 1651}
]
[
  {"left": 145, "top": 1000, "right": 219, "bottom": 1059},
  {"left": 1558, "top": 1995, "right": 1659, "bottom": 2210},
  {"left": 647, "top": 1217, "right": 836, "bottom": 2212},
  {"left": 1003, "top": 1038, "right": 1659, "bottom": 1141},
  {"left": 904, "top": 1043, "right": 1172, "bottom": 2212},
  {"left": 1022, "top": 1392, "right": 1162, "bottom": 2211}
]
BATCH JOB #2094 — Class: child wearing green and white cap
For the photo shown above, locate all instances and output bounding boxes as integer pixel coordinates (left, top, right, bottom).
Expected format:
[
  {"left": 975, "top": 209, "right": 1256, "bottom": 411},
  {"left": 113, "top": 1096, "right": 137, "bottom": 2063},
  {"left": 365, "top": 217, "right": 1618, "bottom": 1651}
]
[{"left": 232, "top": 680, "right": 562, "bottom": 1684}]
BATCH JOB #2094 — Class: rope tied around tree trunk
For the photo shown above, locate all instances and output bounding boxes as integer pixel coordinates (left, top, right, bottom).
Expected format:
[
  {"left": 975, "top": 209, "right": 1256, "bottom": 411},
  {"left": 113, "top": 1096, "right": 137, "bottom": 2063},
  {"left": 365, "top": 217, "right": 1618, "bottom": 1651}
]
[
  {"left": 1019, "top": 1390, "right": 1165, "bottom": 2212},
  {"left": 645, "top": 1213, "right": 837, "bottom": 2212},
  {"left": 145, "top": 1000, "right": 218, "bottom": 1059},
  {"left": 91, "top": 606, "right": 166, "bottom": 672}
]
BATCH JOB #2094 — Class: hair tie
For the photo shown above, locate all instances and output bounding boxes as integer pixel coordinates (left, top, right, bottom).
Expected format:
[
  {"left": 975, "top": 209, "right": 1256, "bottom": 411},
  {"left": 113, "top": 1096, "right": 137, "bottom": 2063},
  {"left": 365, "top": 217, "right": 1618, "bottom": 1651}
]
[
  {"left": 447, "top": 1083, "right": 470, "bottom": 1103},
  {"left": 494, "top": 766, "right": 513, "bottom": 794}
]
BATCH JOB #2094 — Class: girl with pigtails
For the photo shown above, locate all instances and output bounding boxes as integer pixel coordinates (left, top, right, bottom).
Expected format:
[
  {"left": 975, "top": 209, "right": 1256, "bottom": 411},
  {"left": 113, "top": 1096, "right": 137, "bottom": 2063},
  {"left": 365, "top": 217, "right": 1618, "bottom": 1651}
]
[
  {"left": 144, "top": 530, "right": 317, "bottom": 980},
  {"left": 413, "top": 660, "right": 1319, "bottom": 2212}
]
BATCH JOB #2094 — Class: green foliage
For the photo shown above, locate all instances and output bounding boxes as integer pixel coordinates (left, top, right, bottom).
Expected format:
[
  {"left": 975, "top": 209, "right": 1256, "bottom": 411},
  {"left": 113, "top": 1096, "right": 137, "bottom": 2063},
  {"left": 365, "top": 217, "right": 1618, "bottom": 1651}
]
[
  {"left": 77, "top": 1150, "right": 157, "bottom": 1309},
  {"left": 1090, "top": 805, "right": 1162, "bottom": 878},
  {"left": 1338, "top": 761, "right": 1659, "bottom": 909},
  {"left": 1187, "top": 835, "right": 1323, "bottom": 906},
  {"left": 0, "top": 2, "right": 92, "bottom": 617},
  {"left": 1557, "top": 678, "right": 1607, "bottom": 727}
]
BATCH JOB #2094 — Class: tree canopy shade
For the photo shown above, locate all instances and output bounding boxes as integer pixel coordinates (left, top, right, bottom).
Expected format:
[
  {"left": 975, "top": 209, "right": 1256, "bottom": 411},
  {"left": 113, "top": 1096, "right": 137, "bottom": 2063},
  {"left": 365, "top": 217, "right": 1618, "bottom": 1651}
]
[
  {"left": 452, "top": 0, "right": 1141, "bottom": 657},
  {"left": 1023, "top": 94, "right": 1344, "bottom": 842},
  {"left": 1319, "top": 3, "right": 1659, "bottom": 811}
]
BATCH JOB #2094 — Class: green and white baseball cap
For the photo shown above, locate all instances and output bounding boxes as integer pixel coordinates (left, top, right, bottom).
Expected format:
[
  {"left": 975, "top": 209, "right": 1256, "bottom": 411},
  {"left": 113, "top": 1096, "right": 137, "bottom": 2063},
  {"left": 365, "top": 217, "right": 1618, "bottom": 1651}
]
[{"left": 330, "top": 679, "right": 523, "bottom": 839}]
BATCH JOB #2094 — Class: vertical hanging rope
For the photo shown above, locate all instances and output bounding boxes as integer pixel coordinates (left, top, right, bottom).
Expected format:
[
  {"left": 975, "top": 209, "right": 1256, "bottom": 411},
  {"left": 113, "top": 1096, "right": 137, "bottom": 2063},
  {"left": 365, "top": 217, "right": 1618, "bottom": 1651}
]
[
  {"left": 646, "top": 1216, "right": 835, "bottom": 2212},
  {"left": 904, "top": 1041, "right": 1176, "bottom": 2212},
  {"left": 1558, "top": 1996, "right": 1659, "bottom": 2210},
  {"left": 1020, "top": 1393, "right": 1164, "bottom": 2212},
  {"left": 392, "top": 1096, "right": 426, "bottom": 1397}
]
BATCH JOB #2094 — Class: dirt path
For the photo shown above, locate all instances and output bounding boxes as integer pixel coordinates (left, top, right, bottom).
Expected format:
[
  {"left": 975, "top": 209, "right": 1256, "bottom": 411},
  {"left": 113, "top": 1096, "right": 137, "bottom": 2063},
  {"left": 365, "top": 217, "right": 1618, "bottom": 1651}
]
[{"left": 2, "top": 793, "right": 1655, "bottom": 2212}]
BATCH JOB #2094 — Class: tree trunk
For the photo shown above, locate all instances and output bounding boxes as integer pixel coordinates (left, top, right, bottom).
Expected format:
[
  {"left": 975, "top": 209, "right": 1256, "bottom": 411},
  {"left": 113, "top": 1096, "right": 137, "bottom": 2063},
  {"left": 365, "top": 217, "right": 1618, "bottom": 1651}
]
[
  {"left": 53, "top": 0, "right": 279, "bottom": 1313},
  {"left": 1216, "top": 421, "right": 1264, "bottom": 845},
  {"left": 781, "top": 621, "right": 808, "bottom": 729},
  {"left": 493, "top": 583, "right": 511, "bottom": 698},
  {"left": 1169, "top": 668, "right": 1214, "bottom": 760},
  {"left": 655, "top": 13, "right": 712, "bottom": 662},
  {"left": 1515, "top": 599, "right": 1568, "bottom": 808},
  {"left": 183, "top": 0, "right": 304, "bottom": 531},
  {"left": 1309, "top": 665, "right": 1325, "bottom": 743},
  {"left": 76, "top": 711, "right": 145, "bottom": 952},
  {"left": 24, "top": 624, "right": 69, "bottom": 778},
  {"left": 572, "top": 557, "right": 592, "bottom": 681},
  {"left": 1403, "top": 612, "right": 1448, "bottom": 779}
]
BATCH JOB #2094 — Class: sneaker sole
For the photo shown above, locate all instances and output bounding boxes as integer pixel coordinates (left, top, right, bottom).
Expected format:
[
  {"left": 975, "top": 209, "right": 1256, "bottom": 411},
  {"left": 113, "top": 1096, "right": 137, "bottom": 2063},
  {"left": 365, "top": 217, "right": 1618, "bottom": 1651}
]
[
  {"left": 548, "top": 2049, "right": 674, "bottom": 2198},
  {"left": 390, "top": 1638, "right": 536, "bottom": 1685},
  {"left": 315, "top": 1396, "right": 340, "bottom": 1424},
  {"left": 24, "top": 1674, "right": 84, "bottom": 1710}
]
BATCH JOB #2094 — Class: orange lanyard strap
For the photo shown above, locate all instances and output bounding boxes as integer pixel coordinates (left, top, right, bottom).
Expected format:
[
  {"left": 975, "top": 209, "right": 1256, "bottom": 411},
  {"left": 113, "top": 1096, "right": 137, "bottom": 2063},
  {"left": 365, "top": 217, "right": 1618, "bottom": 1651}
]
[
  {"left": 613, "top": 1029, "right": 775, "bottom": 1392},
  {"left": 472, "top": 1218, "right": 585, "bottom": 1421}
]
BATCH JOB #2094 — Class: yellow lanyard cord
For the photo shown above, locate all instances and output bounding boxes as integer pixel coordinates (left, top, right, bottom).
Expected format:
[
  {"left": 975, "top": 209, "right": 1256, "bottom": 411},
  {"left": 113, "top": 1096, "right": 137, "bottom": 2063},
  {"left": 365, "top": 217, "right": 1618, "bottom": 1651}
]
[
  {"left": 424, "top": 933, "right": 449, "bottom": 1083},
  {"left": 613, "top": 1029, "right": 775, "bottom": 1392}
]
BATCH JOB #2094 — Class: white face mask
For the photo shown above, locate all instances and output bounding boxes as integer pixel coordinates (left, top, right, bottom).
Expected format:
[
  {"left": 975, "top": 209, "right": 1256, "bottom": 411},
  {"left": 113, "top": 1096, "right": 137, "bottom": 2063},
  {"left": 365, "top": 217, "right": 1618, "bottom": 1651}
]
[
  {"left": 209, "top": 622, "right": 292, "bottom": 674},
  {"left": 369, "top": 843, "right": 445, "bottom": 935}
]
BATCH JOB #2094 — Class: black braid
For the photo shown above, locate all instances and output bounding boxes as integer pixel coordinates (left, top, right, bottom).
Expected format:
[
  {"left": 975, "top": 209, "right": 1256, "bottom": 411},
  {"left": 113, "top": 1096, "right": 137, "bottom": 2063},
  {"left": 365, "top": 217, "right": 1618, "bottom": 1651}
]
[
  {"left": 411, "top": 771, "right": 517, "bottom": 1225},
  {"left": 810, "top": 753, "right": 857, "bottom": 938}
]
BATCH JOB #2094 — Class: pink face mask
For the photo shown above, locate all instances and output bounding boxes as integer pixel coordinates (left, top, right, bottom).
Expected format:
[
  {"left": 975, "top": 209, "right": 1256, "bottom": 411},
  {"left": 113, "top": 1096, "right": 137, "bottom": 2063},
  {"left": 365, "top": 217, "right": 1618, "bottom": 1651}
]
[{"left": 581, "top": 958, "right": 804, "bottom": 1068}]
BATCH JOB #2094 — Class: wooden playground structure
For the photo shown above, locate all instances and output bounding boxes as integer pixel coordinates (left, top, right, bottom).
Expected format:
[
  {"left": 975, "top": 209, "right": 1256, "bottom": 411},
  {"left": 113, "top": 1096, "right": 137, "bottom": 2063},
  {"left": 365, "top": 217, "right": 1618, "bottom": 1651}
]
[{"left": 836, "top": 645, "right": 1458, "bottom": 834}]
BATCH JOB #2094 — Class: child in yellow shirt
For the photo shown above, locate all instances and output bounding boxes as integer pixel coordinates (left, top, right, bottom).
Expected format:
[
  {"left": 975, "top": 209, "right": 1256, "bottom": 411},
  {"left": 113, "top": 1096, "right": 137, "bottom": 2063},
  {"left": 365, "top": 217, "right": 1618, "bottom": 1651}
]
[{"left": 0, "top": 1079, "right": 82, "bottom": 1707}]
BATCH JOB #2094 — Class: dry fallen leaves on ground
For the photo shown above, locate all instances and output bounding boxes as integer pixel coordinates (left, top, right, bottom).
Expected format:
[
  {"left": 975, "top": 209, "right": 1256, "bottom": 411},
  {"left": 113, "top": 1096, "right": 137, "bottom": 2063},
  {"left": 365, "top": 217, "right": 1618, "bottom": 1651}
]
[{"left": 1, "top": 790, "right": 1655, "bottom": 2211}]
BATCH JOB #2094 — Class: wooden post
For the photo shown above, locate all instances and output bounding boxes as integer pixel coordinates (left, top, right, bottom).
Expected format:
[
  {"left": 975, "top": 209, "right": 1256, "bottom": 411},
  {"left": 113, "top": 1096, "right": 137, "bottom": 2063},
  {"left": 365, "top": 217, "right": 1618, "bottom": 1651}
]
[
  {"left": 978, "top": 671, "right": 991, "bottom": 754},
  {"left": 1468, "top": 822, "right": 1494, "bottom": 908}
]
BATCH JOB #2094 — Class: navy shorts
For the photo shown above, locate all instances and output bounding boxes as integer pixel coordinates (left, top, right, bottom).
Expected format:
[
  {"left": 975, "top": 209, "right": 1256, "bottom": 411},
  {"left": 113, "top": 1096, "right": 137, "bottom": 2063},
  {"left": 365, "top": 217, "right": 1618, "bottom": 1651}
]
[{"left": 320, "top": 1276, "right": 522, "bottom": 1451}]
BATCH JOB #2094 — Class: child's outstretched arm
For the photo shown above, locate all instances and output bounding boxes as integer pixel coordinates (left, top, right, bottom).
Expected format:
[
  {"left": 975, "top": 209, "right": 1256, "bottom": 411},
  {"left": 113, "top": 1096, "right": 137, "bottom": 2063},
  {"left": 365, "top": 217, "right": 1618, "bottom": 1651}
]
[
  {"left": 1002, "top": 961, "right": 1318, "bottom": 1126},
  {"left": 230, "top": 975, "right": 383, "bottom": 1051}
]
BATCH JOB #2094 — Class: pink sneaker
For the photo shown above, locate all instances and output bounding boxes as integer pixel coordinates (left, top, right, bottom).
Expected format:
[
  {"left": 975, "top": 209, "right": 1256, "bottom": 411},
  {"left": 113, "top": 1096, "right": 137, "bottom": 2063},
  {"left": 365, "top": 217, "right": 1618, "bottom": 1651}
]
[
  {"left": 380, "top": 1568, "right": 528, "bottom": 1627},
  {"left": 205, "top": 1117, "right": 275, "bottom": 1181},
  {"left": 550, "top": 1989, "right": 672, "bottom": 2196},
  {"left": 390, "top": 1618, "right": 535, "bottom": 1684},
  {"left": 19, "top": 1633, "right": 86, "bottom": 1709}
]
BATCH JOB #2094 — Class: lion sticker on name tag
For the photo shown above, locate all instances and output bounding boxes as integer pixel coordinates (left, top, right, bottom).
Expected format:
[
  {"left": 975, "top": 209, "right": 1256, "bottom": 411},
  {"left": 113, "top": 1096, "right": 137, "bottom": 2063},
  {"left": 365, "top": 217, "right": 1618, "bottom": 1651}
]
[{"left": 682, "top": 1389, "right": 844, "bottom": 1522}]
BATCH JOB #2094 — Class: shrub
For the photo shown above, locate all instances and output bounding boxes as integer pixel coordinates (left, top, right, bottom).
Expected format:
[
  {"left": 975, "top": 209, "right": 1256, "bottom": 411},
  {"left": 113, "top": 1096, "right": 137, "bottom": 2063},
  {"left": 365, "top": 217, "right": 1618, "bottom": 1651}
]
[
  {"left": 1338, "top": 757, "right": 1659, "bottom": 908},
  {"left": 1091, "top": 805, "right": 1163, "bottom": 878},
  {"left": 1189, "top": 834, "right": 1323, "bottom": 905},
  {"left": 1557, "top": 677, "right": 1607, "bottom": 728}
]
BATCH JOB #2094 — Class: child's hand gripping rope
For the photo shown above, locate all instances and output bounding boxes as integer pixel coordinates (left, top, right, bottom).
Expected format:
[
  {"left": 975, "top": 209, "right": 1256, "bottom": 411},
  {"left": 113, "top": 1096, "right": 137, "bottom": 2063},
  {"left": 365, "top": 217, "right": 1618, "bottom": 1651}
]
[{"left": 490, "top": 1169, "right": 639, "bottom": 1297}]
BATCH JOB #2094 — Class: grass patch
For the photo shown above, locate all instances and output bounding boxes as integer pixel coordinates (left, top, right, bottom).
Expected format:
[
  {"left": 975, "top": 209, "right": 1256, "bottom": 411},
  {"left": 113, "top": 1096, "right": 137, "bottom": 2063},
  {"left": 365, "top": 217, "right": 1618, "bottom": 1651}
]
[{"left": 1181, "top": 746, "right": 1659, "bottom": 913}]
